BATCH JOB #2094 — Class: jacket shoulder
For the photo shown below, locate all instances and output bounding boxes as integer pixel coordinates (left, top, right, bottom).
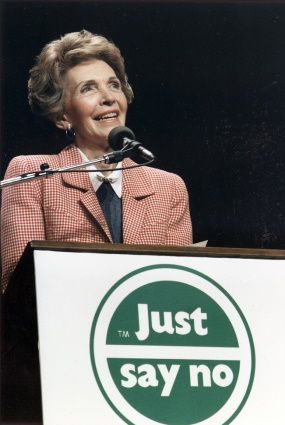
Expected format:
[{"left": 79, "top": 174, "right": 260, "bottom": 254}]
[
  {"left": 4, "top": 153, "right": 60, "bottom": 179},
  {"left": 3, "top": 144, "right": 79, "bottom": 178},
  {"left": 142, "top": 165, "right": 187, "bottom": 188}
]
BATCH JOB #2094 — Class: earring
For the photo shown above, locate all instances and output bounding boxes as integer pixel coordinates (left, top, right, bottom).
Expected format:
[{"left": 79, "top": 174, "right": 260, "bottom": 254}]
[{"left": 65, "top": 124, "right": 75, "bottom": 141}]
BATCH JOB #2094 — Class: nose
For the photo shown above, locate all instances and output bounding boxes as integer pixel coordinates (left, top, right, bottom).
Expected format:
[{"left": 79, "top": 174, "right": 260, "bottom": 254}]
[{"left": 99, "top": 86, "right": 116, "bottom": 106}]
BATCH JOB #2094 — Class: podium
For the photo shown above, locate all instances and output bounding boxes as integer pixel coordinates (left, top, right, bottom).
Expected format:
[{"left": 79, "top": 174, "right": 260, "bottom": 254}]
[{"left": 2, "top": 241, "right": 285, "bottom": 425}]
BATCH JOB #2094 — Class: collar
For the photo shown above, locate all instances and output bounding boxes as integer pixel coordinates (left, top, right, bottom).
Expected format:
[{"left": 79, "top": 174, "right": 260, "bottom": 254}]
[
  {"left": 59, "top": 144, "right": 155, "bottom": 199},
  {"left": 77, "top": 147, "right": 122, "bottom": 198}
]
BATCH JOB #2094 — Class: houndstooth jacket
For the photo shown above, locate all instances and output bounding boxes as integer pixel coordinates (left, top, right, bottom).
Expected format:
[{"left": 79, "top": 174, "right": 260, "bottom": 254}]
[{"left": 1, "top": 144, "right": 192, "bottom": 291}]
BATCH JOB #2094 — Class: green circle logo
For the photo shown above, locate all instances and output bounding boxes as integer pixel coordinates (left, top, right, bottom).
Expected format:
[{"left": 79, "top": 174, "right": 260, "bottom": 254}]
[{"left": 90, "top": 264, "right": 255, "bottom": 425}]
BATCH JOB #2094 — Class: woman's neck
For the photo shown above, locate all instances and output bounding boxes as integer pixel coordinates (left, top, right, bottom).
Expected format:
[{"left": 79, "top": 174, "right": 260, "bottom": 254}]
[{"left": 75, "top": 141, "right": 117, "bottom": 175}]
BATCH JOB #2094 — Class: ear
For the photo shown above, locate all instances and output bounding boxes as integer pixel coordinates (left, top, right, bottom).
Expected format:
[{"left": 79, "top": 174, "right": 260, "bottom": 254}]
[{"left": 55, "top": 114, "right": 71, "bottom": 131}]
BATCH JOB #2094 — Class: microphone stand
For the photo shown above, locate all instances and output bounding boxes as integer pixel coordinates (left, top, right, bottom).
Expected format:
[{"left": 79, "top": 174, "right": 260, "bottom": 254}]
[{"left": 0, "top": 150, "right": 125, "bottom": 189}]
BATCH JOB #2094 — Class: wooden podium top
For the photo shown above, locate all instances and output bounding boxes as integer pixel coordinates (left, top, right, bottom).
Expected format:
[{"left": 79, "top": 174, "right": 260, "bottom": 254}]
[{"left": 24, "top": 240, "right": 285, "bottom": 259}]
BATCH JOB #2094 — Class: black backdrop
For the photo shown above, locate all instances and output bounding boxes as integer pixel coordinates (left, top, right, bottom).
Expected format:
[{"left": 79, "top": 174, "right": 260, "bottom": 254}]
[{"left": 1, "top": 0, "right": 285, "bottom": 249}]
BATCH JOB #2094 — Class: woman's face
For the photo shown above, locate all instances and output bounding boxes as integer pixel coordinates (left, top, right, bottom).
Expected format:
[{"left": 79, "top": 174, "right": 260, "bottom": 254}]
[{"left": 63, "top": 59, "right": 128, "bottom": 151}]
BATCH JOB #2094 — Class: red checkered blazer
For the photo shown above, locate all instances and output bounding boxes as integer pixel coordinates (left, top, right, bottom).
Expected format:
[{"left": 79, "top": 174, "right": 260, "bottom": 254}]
[{"left": 1, "top": 144, "right": 192, "bottom": 291}]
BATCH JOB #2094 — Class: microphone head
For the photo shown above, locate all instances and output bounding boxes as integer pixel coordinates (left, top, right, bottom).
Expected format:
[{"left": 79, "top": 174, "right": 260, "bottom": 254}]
[{"left": 108, "top": 126, "right": 136, "bottom": 150}]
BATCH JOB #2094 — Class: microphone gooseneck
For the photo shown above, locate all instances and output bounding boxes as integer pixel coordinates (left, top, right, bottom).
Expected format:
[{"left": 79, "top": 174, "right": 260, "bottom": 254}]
[{"left": 108, "top": 126, "right": 155, "bottom": 161}]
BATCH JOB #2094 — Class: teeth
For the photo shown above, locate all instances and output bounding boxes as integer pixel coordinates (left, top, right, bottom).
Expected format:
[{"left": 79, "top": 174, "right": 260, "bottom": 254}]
[{"left": 96, "top": 112, "right": 118, "bottom": 121}]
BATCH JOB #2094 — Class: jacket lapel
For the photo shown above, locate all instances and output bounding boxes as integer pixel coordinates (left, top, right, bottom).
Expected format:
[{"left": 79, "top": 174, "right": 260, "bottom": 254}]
[
  {"left": 58, "top": 144, "right": 112, "bottom": 241},
  {"left": 122, "top": 158, "right": 155, "bottom": 243},
  {"left": 59, "top": 144, "right": 91, "bottom": 192},
  {"left": 80, "top": 191, "right": 112, "bottom": 241}
]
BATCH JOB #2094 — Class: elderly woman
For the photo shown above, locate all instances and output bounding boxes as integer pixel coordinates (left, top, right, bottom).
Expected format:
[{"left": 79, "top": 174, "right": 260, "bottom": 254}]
[{"left": 1, "top": 30, "right": 192, "bottom": 291}]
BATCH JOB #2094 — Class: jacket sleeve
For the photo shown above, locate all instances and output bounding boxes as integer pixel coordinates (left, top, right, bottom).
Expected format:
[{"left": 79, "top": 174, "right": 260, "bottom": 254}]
[
  {"left": 1, "top": 156, "right": 46, "bottom": 292},
  {"left": 166, "top": 174, "right": 193, "bottom": 246}
]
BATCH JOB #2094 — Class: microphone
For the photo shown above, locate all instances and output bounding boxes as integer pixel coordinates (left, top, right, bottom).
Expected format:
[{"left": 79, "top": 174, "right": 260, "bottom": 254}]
[{"left": 108, "top": 126, "right": 155, "bottom": 161}]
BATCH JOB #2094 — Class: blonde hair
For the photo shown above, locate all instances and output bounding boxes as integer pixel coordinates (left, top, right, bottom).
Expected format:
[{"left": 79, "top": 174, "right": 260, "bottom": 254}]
[{"left": 28, "top": 30, "right": 134, "bottom": 122}]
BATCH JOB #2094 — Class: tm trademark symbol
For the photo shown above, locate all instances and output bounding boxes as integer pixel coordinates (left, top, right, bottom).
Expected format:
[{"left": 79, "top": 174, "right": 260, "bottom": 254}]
[{"left": 118, "top": 330, "right": 130, "bottom": 338}]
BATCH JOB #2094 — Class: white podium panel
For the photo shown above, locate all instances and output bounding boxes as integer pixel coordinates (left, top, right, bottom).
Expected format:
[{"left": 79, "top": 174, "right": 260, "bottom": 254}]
[{"left": 33, "top": 249, "right": 285, "bottom": 425}]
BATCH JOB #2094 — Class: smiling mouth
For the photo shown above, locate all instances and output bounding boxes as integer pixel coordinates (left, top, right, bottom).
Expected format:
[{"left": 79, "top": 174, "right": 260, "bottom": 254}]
[{"left": 94, "top": 112, "right": 119, "bottom": 121}]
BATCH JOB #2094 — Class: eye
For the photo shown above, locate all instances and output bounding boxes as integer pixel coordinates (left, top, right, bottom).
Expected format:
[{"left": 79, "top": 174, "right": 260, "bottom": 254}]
[
  {"left": 109, "top": 80, "right": 122, "bottom": 91},
  {"left": 80, "top": 83, "right": 97, "bottom": 94}
]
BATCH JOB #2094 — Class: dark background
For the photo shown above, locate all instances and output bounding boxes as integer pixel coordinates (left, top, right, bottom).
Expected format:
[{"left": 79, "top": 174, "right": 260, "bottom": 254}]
[{"left": 1, "top": 0, "right": 285, "bottom": 249}]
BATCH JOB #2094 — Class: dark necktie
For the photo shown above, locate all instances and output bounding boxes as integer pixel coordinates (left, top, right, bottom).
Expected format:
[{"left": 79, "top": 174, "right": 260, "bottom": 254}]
[{"left": 96, "top": 181, "right": 122, "bottom": 243}]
